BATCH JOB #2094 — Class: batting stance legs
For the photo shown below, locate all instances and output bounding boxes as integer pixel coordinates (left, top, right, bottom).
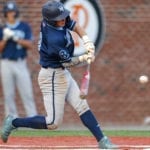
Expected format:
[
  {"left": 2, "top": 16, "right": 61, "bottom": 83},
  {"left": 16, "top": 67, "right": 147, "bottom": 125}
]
[
  {"left": 38, "top": 67, "right": 104, "bottom": 141},
  {"left": 38, "top": 67, "right": 101, "bottom": 133}
]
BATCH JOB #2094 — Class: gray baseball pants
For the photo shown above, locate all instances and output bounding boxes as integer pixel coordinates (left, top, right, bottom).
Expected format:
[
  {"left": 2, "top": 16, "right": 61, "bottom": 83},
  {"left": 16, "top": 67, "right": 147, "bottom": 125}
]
[
  {"left": 38, "top": 67, "right": 89, "bottom": 128},
  {"left": 1, "top": 59, "right": 37, "bottom": 117}
]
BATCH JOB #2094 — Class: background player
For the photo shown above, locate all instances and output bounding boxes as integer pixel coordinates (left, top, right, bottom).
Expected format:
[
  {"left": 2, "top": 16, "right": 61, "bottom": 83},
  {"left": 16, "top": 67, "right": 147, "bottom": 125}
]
[
  {"left": 1, "top": 1, "right": 117, "bottom": 149},
  {"left": 0, "top": 1, "right": 37, "bottom": 117}
]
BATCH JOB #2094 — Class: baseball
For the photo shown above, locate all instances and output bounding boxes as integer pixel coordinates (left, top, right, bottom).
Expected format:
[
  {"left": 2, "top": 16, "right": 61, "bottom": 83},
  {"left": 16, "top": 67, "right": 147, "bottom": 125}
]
[{"left": 139, "top": 75, "right": 149, "bottom": 84}]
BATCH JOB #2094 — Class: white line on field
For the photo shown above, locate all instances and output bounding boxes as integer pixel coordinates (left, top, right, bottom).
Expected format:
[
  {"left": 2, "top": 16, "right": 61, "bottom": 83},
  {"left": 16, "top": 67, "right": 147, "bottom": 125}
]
[{"left": 0, "top": 145, "right": 150, "bottom": 149}]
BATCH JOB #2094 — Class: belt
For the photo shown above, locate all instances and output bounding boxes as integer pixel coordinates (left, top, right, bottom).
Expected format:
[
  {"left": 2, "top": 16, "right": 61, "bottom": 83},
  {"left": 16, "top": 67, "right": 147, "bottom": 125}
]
[
  {"left": 42, "top": 66, "right": 65, "bottom": 70},
  {"left": 3, "top": 58, "right": 24, "bottom": 61}
]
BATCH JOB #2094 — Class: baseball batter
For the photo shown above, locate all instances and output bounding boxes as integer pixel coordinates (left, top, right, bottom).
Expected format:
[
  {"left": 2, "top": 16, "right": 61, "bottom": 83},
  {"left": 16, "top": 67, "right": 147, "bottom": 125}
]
[
  {"left": 0, "top": 1, "right": 37, "bottom": 117},
  {"left": 1, "top": 1, "right": 116, "bottom": 149}
]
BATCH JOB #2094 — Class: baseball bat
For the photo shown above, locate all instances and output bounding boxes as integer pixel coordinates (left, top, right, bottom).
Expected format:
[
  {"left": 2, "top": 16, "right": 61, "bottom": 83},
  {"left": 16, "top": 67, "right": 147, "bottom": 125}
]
[{"left": 80, "top": 59, "right": 91, "bottom": 99}]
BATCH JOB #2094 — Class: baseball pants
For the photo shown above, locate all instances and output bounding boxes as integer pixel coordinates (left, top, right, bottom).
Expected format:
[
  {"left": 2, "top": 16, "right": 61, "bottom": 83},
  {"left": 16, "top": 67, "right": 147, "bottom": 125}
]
[
  {"left": 38, "top": 67, "right": 90, "bottom": 127},
  {"left": 1, "top": 59, "right": 37, "bottom": 117}
]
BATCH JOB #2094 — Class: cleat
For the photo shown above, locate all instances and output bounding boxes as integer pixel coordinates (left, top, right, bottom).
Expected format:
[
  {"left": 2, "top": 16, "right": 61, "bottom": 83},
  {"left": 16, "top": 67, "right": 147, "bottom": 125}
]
[
  {"left": 99, "top": 136, "right": 118, "bottom": 149},
  {"left": 1, "top": 115, "right": 16, "bottom": 143}
]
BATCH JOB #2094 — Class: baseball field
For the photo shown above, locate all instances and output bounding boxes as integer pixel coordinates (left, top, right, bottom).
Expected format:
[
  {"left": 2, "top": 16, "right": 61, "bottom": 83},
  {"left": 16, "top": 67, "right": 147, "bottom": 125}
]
[{"left": 0, "top": 129, "right": 150, "bottom": 150}]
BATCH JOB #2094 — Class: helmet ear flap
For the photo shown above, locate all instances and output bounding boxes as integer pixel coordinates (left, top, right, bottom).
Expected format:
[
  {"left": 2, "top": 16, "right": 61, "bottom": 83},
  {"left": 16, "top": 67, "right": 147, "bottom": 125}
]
[
  {"left": 15, "top": 10, "right": 19, "bottom": 18},
  {"left": 4, "top": 11, "right": 19, "bottom": 18},
  {"left": 44, "top": 19, "right": 56, "bottom": 27}
]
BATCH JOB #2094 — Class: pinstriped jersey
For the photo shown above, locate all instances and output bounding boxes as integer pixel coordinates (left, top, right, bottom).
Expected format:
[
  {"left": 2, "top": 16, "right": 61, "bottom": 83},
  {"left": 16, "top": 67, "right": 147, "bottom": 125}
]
[{"left": 38, "top": 18, "right": 76, "bottom": 68}]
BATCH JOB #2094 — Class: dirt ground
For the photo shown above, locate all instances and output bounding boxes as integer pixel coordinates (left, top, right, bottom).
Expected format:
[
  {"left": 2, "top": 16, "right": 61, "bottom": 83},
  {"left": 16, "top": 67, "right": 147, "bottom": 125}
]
[{"left": 0, "top": 136, "right": 150, "bottom": 149}]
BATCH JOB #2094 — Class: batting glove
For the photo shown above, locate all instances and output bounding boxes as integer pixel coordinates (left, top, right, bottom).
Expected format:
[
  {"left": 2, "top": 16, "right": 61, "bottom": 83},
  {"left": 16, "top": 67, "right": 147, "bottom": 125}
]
[
  {"left": 79, "top": 52, "right": 95, "bottom": 64},
  {"left": 89, "top": 52, "right": 95, "bottom": 63},
  {"left": 82, "top": 35, "right": 95, "bottom": 54},
  {"left": 12, "top": 35, "right": 20, "bottom": 42},
  {"left": 3, "top": 28, "right": 15, "bottom": 41}
]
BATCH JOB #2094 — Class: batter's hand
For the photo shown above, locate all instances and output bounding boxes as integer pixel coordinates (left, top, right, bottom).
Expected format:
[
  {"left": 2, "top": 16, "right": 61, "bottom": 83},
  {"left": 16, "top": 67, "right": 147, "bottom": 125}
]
[
  {"left": 79, "top": 52, "right": 95, "bottom": 63},
  {"left": 12, "top": 34, "right": 20, "bottom": 42},
  {"left": 87, "top": 52, "right": 95, "bottom": 63},
  {"left": 3, "top": 28, "right": 15, "bottom": 41},
  {"left": 82, "top": 35, "right": 95, "bottom": 54}
]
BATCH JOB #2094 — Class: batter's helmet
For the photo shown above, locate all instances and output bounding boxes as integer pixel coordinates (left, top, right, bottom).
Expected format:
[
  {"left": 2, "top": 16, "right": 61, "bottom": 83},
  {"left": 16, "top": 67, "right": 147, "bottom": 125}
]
[
  {"left": 3, "top": 1, "right": 19, "bottom": 18},
  {"left": 42, "top": 1, "right": 70, "bottom": 23}
]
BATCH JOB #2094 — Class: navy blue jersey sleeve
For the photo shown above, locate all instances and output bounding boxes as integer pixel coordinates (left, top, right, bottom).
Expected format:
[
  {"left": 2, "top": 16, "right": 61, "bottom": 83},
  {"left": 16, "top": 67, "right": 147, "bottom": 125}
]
[
  {"left": 39, "top": 21, "right": 48, "bottom": 51},
  {"left": 23, "top": 22, "right": 33, "bottom": 40},
  {"left": 0, "top": 27, "right": 3, "bottom": 40},
  {"left": 65, "top": 16, "right": 76, "bottom": 30}
]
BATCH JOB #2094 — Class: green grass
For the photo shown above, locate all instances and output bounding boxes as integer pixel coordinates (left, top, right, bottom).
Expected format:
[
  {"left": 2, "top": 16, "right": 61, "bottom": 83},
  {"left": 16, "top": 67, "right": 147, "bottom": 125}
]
[
  {"left": 10, "top": 129, "right": 150, "bottom": 137},
  {"left": 104, "top": 130, "right": 150, "bottom": 137},
  {"left": 11, "top": 130, "right": 92, "bottom": 137}
]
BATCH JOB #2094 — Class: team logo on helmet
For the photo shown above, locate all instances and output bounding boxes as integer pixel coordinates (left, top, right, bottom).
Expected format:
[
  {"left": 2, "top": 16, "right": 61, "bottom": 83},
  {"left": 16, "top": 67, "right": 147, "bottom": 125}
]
[
  {"left": 7, "top": 3, "right": 15, "bottom": 9},
  {"left": 58, "top": 5, "right": 65, "bottom": 13}
]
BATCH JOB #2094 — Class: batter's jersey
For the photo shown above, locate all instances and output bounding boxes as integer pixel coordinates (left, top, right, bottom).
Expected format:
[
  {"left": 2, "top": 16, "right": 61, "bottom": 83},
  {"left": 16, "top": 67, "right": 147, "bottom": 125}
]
[
  {"left": 0, "top": 21, "right": 33, "bottom": 60},
  {"left": 38, "top": 18, "right": 76, "bottom": 68}
]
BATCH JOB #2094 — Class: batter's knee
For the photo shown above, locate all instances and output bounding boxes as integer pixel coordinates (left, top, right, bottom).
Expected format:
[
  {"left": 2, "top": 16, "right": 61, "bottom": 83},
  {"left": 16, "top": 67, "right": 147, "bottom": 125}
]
[
  {"left": 47, "top": 124, "right": 58, "bottom": 130},
  {"left": 46, "top": 116, "right": 62, "bottom": 130},
  {"left": 75, "top": 99, "right": 90, "bottom": 116}
]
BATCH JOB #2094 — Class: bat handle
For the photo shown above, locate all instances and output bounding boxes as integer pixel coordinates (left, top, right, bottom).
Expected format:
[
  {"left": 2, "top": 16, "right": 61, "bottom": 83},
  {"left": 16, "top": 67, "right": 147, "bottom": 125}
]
[
  {"left": 87, "top": 59, "right": 91, "bottom": 71},
  {"left": 87, "top": 58, "right": 91, "bottom": 64}
]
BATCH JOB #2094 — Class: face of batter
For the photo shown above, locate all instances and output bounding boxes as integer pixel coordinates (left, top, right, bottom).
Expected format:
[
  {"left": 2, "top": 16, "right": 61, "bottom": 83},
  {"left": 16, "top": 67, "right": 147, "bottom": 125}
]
[{"left": 55, "top": 19, "right": 66, "bottom": 27}]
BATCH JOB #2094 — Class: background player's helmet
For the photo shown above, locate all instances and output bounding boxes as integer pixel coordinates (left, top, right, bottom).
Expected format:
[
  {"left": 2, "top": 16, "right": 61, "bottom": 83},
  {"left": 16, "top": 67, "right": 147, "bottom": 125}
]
[
  {"left": 42, "top": 1, "right": 70, "bottom": 26},
  {"left": 3, "top": 1, "right": 19, "bottom": 18}
]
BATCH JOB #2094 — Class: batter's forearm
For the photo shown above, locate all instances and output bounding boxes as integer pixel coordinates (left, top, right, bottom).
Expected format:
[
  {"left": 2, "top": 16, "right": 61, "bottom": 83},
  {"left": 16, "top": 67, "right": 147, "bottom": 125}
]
[
  {"left": 17, "top": 39, "right": 33, "bottom": 50},
  {"left": 62, "top": 53, "right": 94, "bottom": 68},
  {"left": 73, "top": 23, "right": 95, "bottom": 55},
  {"left": 73, "top": 23, "right": 87, "bottom": 38},
  {"left": 62, "top": 57, "right": 80, "bottom": 67},
  {"left": 0, "top": 40, "right": 7, "bottom": 52}
]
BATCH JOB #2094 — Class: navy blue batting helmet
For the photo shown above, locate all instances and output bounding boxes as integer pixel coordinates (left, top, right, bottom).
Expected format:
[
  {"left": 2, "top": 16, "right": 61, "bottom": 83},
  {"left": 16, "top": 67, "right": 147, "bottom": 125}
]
[
  {"left": 42, "top": 1, "right": 70, "bottom": 22},
  {"left": 3, "top": 1, "right": 19, "bottom": 18}
]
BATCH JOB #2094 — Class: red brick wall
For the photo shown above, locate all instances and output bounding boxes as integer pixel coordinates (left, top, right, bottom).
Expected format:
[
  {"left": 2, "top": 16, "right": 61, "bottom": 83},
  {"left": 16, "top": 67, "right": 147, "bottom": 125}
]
[{"left": 0, "top": 0, "right": 150, "bottom": 127}]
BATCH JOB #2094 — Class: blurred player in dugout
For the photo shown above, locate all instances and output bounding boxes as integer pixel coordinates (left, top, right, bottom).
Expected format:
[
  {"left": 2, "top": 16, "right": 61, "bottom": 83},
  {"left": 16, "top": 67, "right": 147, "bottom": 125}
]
[{"left": 0, "top": 1, "right": 37, "bottom": 117}]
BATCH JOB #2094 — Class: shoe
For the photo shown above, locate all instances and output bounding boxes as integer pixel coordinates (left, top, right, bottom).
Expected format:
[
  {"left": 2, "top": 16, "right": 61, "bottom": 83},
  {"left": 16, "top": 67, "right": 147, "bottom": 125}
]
[
  {"left": 1, "top": 115, "right": 16, "bottom": 143},
  {"left": 99, "top": 136, "right": 118, "bottom": 149}
]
